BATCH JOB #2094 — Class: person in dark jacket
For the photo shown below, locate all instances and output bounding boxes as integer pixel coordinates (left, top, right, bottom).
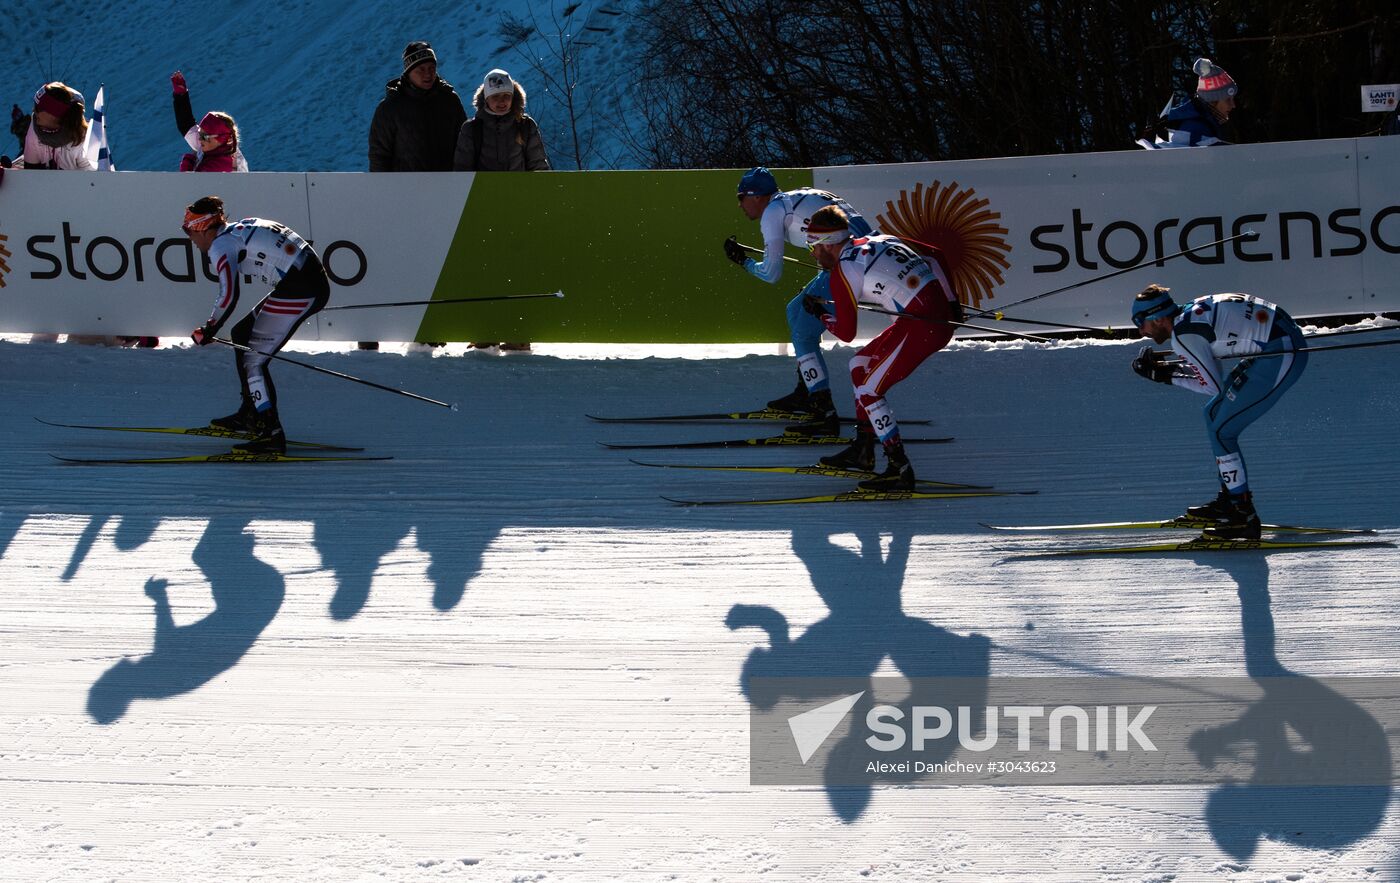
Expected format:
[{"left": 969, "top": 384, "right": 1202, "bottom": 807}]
[
  {"left": 368, "top": 41, "right": 467, "bottom": 172},
  {"left": 452, "top": 69, "right": 550, "bottom": 171},
  {"left": 1140, "top": 58, "right": 1238, "bottom": 149}
]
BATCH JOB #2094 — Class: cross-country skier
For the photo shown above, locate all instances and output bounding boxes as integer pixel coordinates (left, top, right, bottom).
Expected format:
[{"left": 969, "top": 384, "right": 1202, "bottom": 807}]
[
  {"left": 805, "top": 205, "right": 964, "bottom": 490},
  {"left": 724, "top": 167, "right": 873, "bottom": 433},
  {"left": 1130, "top": 284, "right": 1308, "bottom": 539},
  {"left": 182, "top": 196, "right": 331, "bottom": 453}
]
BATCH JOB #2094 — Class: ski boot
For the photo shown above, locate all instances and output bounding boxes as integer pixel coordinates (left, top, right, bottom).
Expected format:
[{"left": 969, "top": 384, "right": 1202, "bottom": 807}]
[
  {"left": 784, "top": 389, "right": 839, "bottom": 436},
  {"left": 210, "top": 398, "right": 258, "bottom": 434},
  {"left": 1200, "top": 493, "right": 1261, "bottom": 540},
  {"left": 766, "top": 373, "right": 811, "bottom": 414},
  {"left": 820, "top": 422, "right": 876, "bottom": 473},
  {"left": 858, "top": 439, "right": 916, "bottom": 491},
  {"left": 232, "top": 410, "right": 286, "bottom": 454},
  {"left": 1184, "top": 484, "right": 1234, "bottom": 522}
]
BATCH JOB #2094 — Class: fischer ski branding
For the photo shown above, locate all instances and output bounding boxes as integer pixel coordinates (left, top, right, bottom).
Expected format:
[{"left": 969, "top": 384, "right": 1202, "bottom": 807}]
[
  {"left": 588, "top": 410, "right": 930, "bottom": 425},
  {"left": 1014, "top": 537, "right": 1393, "bottom": 557},
  {"left": 52, "top": 452, "right": 391, "bottom": 465},
  {"left": 982, "top": 518, "right": 1375, "bottom": 536},
  {"left": 663, "top": 488, "right": 1033, "bottom": 507},
  {"left": 602, "top": 434, "right": 953, "bottom": 450},
  {"left": 36, "top": 418, "right": 363, "bottom": 452},
  {"left": 630, "top": 459, "right": 990, "bottom": 488}
]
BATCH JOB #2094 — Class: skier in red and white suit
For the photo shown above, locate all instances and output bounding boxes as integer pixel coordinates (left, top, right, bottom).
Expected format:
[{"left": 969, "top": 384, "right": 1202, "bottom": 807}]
[
  {"left": 182, "top": 195, "right": 330, "bottom": 453},
  {"left": 806, "top": 205, "right": 964, "bottom": 490}
]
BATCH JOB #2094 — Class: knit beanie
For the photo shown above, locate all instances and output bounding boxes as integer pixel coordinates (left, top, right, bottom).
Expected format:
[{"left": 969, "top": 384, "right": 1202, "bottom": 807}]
[
  {"left": 483, "top": 69, "right": 514, "bottom": 98},
  {"left": 403, "top": 41, "right": 437, "bottom": 74},
  {"left": 1194, "top": 58, "right": 1237, "bottom": 102}
]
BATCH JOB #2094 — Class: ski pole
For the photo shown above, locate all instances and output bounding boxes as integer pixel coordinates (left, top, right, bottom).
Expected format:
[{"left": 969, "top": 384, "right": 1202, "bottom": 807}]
[
  {"left": 966, "top": 230, "right": 1258, "bottom": 319},
  {"left": 213, "top": 338, "right": 455, "bottom": 409},
  {"left": 967, "top": 311, "right": 1120, "bottom": 337},
  {"left": 323, "top": 291, "right": 564, "bottom": 311},
  {"left": 855, "top": 303, "right": 1057, "bottom": 343},
  {"left": 736, "top": 241, "right": 821, "bottom": 270},
  {"left": 1217, "top": 336, "right": 1400, "bottom": 359}
]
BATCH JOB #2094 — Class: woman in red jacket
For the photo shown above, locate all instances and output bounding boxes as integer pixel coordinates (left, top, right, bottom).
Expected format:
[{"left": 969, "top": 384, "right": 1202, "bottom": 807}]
[{"left": 170, "top": 71, "right": 247, "bottom": 172}]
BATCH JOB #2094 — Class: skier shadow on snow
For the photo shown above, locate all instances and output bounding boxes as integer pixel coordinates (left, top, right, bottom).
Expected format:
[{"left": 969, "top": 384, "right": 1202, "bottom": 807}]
[
  {"left": 87, "top": 517, "right": 285, "bottom": 724},
  {"left": 315, "top": 514, "right": 491, "bottom": 619},
  {"left": 1186, "top": 554, "right": 1390, "bottom": 860},
  {"left": 726, "top": 523, "right": 991, "bottom": 822}
]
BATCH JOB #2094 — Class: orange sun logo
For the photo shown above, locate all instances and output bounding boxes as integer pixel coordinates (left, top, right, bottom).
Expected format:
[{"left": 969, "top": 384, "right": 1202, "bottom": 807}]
[
  {"left": 876, "top": 180, "right": 1011, "bottom": 310},
  {"left": 0, "top": 227, "right": 11, "bottom": 289}
]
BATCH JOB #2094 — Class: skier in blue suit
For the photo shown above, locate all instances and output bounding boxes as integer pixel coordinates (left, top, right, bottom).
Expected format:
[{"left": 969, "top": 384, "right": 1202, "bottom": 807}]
[
  {"left": 723, "top": 166, "right": 873, "bottom": 433},
  {"left": 1130, "top": 284, "right": 1309, "bottom": 539}
]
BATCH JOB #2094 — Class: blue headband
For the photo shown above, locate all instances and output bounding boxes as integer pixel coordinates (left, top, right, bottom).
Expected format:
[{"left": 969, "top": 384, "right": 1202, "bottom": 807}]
[{"left": 1131, "top": 289, "right": 1179, "bottom": 326}]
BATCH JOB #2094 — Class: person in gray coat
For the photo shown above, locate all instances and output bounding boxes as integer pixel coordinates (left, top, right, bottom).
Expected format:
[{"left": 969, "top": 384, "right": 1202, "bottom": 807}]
[{"left": 453, "top": 69, "right": 550, "bottom": 171}]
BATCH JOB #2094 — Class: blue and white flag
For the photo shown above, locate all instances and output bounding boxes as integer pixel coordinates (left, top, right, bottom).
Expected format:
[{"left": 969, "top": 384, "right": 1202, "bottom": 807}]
[{"left": 83, "top": 85, "right": 116, "bottom": 171}]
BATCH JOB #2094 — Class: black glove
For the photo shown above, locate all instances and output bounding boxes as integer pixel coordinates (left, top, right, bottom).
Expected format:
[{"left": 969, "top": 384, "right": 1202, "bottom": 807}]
[
  {"left": 948, "top": 299, "right": 966, "bottom": 323},
  {"left": 9, "top": 105, "right": 25, "bottom": 141},
  {"left": 802, "top": 294, "right": 828, "bottom": 318},
  {"left": 191, "top": 323, "right": 217, "bottom": 346},
  {"left": 723, "top": 235, "right": 748, "bottom": 266},
  {"left": 1131, "top": 345, "right": 1173, "bottom": 384}
]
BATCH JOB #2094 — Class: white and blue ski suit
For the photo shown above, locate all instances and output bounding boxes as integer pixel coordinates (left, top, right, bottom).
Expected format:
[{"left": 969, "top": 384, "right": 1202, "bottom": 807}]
[
  {"left": 744, "top": 188, "right": 872, "bottom": 393},
  {"left": 1168, "top": 294, "right": 1308, "bottom": 496}
]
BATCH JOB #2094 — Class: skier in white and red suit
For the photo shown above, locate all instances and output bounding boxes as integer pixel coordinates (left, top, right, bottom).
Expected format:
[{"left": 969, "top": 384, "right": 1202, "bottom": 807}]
[
  {"left": 182, "top": 195, "right": 330, "bottom": 454},
  {"left": 806, "top": 204, "right": 964, "bottom": 490}
]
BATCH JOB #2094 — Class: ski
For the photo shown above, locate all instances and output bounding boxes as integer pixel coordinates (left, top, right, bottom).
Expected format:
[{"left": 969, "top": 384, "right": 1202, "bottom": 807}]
[
  {"left": 629, "top": 459, "right": 990, "bottom": 489},
  {"left": 602, "top": 434, "right": 954, "bottom": 450},
  {"left": 588, "top": 410, "right": 931, "bottom": 426},
  {"left": 663, "top": 489, "right": 1034, "bottom": 507},
  {"left": 52, "top": 451, "right": 391, "bottom": 465},
  {"left": 1015, "top": 537, "right": 1393, "bottom": 557},
  {"left": 981, "top": 518, "right": 1375, "bottom": 536},
  {"left": 36, "top": 418, "right": 363, "bottom": 452}
]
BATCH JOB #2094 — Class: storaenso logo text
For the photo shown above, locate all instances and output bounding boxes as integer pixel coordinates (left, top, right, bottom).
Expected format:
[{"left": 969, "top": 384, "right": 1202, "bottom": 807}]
[
  {"left": 1029, "top": 205, "right": 1400, "bottom": 272},
  {"left": 864, "top": 704, "right": 1157, "bottom": 752},
  {"left": 24, "top": 222, "right": 368, "bottom": 286}
]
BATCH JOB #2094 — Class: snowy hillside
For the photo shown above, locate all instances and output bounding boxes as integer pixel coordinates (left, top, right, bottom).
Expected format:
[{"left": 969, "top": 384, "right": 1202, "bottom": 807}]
[
  {"left": 0, "top": 0, "right": 639, "bottom": 171},
  {"left": 2, "top": 328, "right": 1400, "bottom": 880}
]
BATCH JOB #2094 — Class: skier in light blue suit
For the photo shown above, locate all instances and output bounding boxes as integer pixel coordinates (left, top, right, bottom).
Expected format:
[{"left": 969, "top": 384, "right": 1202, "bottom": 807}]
[
  {"left": 723, "top": 167, "right": 873, "bottom": 433},
  {"left": 1130, "top": 284, "right": 1309, "bottom": 539}
]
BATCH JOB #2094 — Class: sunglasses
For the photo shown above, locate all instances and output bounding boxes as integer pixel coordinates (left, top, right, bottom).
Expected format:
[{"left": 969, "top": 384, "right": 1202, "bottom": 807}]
[{"left": 198, "top": 130, "right": 222, "bottom": 141}]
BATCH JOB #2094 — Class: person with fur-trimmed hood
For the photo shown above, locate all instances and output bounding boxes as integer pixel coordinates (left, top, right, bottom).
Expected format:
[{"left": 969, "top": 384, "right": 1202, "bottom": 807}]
[
  {"left": 369, "top": 41, "right": 468, "bottom": 172},
  {"left": 453, "top": 69, "right": 550, "bottom": 171},
  {"left": 7, "top": 82, "right": 93, "bottom": 170}
]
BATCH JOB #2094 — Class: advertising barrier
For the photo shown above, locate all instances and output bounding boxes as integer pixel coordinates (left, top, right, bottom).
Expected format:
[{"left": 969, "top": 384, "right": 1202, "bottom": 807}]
[{"left": 1, "top": 138, "right": 1396, "bottom": 342}]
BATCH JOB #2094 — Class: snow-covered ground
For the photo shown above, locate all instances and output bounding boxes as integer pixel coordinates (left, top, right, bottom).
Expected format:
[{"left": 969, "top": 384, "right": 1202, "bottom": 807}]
[{"left": 2, "top": 328, "right": 1399, "bottom": 881}]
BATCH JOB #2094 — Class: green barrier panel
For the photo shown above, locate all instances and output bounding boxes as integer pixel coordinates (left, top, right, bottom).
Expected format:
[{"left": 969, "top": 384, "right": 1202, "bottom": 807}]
[{"left": 417, "top": 168, "right": 816, "bottom": 343}]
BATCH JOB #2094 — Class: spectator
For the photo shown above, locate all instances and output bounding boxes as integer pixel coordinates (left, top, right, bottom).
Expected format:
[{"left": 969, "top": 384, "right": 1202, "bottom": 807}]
[
  {"left": 368, "top": 41, "right": 467, "bottom": 172},
  {"left": 453, "top": 69, "right": 550, "bottom": 172},
  {"left": 8, "top": 84, "right": 91, "bottom": 344},
  {"left": 1140, "top": 58, "right": 1238, "bottom": 149},
  {"left": 456, "top": 69, "right": 548, "bottom": 350},
  {"left": 170, "top": 71, "right": 247, "bottom": 172},
  {"left": 8, "top": 83, "right": 93, "bottom": 170}
]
